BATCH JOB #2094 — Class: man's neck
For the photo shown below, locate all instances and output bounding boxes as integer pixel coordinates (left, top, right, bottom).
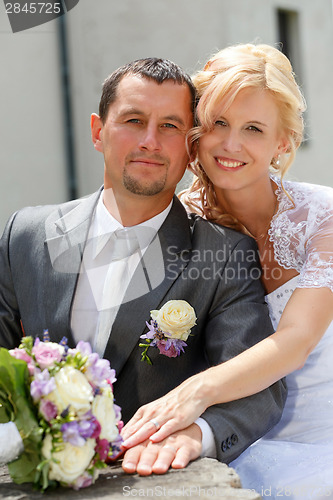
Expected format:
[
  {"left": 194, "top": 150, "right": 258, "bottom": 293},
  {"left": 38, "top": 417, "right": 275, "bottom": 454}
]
[{"left": 102, "top": 188, "right": 174, "bottom": 227}]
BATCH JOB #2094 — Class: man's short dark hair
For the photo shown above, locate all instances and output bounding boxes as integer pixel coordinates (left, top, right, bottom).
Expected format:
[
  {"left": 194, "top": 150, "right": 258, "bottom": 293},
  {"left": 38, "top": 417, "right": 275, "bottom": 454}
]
[{"left": 99, "top": 58, "right": 197, "bottom": 123}]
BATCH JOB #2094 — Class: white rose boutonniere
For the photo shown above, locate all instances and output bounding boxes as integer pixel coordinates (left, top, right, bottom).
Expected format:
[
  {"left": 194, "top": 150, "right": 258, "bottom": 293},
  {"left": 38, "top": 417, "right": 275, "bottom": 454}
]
[{"left": 140, "top": 300, "right": 197, "bottom": 364}]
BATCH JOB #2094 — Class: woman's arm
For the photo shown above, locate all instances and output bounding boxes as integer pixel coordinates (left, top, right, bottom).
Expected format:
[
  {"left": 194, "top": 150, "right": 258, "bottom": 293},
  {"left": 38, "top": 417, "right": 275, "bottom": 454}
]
[{"left": 122, "top": 287, "right": 333, "bottom": 447}]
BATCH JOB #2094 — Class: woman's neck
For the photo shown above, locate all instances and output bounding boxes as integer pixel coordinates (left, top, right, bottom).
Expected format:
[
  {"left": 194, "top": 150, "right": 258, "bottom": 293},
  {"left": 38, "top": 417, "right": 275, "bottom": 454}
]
[{"left": 214, "top": 177, "right": 277, "bottom": 239}]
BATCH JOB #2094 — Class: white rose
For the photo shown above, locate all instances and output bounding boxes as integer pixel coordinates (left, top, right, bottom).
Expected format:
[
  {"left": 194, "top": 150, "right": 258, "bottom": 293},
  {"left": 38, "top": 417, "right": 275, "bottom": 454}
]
[
  {"left": 42, "top": 434, "right": 96, "bottom": 485},
  {"left": 46, "top": 365, "right": 93, "bottom": 414},
  {"left": 92, "top": 389, "right": 118, "bottom": 442},
  {"left": 151, "top": 300, "right": 197, "bottom": 341}
]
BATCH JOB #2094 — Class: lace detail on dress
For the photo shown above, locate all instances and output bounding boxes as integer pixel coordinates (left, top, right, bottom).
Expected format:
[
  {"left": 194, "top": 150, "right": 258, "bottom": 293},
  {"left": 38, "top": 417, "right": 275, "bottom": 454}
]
[{"left": 268, "top": 176, "right": 333, "bottom": 293}]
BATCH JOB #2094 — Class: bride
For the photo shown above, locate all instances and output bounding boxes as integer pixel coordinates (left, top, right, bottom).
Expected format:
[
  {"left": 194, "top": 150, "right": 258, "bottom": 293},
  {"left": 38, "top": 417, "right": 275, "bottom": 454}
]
[{"left": 122, "top": 43, "right": 333, "bottom": 499}]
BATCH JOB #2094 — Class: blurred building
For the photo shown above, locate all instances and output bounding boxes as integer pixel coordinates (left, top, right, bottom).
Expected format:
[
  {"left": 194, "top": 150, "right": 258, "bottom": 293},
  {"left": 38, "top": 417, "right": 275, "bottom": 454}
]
[{"left": 1, "top": 0, "right": 332, "bottom": 232}]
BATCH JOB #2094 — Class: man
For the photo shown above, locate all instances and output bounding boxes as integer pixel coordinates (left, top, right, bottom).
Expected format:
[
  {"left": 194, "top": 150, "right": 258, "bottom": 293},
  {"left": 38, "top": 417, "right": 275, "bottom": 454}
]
[{"left": 0, "top": 58, "right": 286, "bottom": 476}]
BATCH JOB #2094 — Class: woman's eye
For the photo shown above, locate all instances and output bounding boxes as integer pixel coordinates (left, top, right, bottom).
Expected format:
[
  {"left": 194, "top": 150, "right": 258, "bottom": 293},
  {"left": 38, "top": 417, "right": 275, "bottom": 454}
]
[
  {"left": 215, "top": 120, "right": 227, "bottom": 127},
  {"left": 248, "top": 125, "right": 262, "bottom": 133}
]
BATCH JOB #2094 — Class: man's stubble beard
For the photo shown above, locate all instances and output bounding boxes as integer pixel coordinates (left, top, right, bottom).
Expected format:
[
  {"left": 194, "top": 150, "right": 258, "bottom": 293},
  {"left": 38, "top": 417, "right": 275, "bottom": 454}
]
[{"left": 123, "top": 164, "right": 169, "bottom": 196}]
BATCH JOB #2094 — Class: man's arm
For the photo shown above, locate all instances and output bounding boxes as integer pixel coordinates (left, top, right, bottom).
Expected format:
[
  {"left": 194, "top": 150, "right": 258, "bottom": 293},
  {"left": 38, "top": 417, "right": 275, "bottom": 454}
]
[{"left": 0, "top": 212, "right": 23, "bottom": 348}]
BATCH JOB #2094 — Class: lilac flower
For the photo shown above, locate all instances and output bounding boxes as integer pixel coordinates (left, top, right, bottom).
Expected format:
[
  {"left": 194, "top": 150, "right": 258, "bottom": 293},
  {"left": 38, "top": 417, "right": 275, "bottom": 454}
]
[
  {"left": 85, "top": 353, "right": 115, "bottom": 386},
  {"left": 39, "top": 398, "right": 58, "bottom": 421},
  {"left": 75, "top": 341, "right": 92, "bottom": 357},
  {"left": 30, "top": 369, "right": 56, "bottom": 401},
  {"left": 114, "top": 404, "right": 122, "bottom": 424},
  {"left": 72, "top": 472, "right": 93, "bottom": 490},
  {"left": 78, "top": 412, "right": 101, "bottom": 439},
  {"left": 61, "top": 421, "right": 86, "bottom": 447}
]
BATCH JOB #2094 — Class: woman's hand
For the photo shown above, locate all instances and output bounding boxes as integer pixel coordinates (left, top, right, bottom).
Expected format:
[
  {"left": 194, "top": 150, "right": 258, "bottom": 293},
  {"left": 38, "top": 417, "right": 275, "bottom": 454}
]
[{"left": 121, "top": 374, "right": 209, "bottom": 448}]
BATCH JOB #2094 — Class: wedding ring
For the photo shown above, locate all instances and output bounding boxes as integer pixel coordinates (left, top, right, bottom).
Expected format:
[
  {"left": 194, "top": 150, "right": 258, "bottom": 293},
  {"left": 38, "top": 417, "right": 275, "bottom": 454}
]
[{"left": 150, "top": 419, "right": 160, "bottom": 430}]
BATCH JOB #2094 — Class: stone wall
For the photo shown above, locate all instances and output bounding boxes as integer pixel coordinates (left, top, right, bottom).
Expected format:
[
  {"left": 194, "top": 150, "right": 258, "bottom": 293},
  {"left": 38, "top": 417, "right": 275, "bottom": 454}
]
[{"left": 0, "top": 458, "right": 261, "bottom": 499}]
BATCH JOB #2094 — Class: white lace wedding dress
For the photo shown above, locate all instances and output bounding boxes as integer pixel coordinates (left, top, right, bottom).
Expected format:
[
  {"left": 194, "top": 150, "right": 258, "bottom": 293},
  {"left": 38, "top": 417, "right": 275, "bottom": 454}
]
[{"left": 230, "top": 177, "right": 333, "bottom": 500}]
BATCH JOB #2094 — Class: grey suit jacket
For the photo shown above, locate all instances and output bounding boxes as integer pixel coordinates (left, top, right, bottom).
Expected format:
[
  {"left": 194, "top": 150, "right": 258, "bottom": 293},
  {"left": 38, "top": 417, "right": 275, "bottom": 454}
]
[{"left": 0, "top": 189, "right": 286, "bottom": 463}]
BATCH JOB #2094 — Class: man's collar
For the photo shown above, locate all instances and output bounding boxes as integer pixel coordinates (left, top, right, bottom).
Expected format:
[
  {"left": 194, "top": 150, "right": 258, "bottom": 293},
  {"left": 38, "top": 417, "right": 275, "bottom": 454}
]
[{"left": 91, "top": 191, "right": 173, "bottom": 258}]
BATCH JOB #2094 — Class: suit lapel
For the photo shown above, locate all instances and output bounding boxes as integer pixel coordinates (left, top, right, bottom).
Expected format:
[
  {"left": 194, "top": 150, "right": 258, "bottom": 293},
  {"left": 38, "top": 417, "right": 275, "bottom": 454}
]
[
  {"left": 104, "top": 197, "right": 192, "bottom": 373},
  {"left": 43, "top": 190, "right": 101, "bottom": 344}
]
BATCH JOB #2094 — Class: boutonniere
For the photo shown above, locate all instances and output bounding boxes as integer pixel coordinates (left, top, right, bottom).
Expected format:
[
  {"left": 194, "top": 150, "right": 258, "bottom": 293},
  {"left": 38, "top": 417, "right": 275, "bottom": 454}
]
[{"left": 139, "top": 300, "right": 197, "bottom": 364}]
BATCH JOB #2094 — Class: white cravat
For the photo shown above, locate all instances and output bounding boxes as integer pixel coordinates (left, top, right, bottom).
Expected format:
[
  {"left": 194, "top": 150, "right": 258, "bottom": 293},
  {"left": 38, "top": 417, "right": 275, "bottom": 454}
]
[{"left": 94, "top": 228, "right": 140, "bottom": 356}]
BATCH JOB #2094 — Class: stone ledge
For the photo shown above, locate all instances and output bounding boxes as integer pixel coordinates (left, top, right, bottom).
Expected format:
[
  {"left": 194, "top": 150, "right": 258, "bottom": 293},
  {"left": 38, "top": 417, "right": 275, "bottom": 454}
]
[{"left": 0, "top": 458, "right": 261, "bottom": 499}]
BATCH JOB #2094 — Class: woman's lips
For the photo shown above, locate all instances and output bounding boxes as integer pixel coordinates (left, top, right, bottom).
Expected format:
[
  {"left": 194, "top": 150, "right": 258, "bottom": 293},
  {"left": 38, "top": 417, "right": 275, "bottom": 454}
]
[{"left": 215, "top": 157, "right": 246, "bottom": 171}]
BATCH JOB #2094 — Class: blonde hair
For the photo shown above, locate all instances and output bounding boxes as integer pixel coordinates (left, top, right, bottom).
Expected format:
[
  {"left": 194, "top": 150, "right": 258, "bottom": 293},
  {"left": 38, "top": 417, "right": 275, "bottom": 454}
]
[{"left": 183, "top": 43, "right": 306, "bottom": 231}]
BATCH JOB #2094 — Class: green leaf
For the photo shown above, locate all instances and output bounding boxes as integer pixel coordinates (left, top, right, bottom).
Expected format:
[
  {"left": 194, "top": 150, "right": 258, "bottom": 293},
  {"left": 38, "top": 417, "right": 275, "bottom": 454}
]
[{"left": 0, "top": 348, "right": 43, "bottom": 485}]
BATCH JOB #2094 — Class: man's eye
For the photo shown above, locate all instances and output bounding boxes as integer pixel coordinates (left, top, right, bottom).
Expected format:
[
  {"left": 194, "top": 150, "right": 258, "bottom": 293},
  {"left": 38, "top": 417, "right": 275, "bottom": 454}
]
[
  {"left": 162, "top": 123, "right": 177, "bottom": 129},
  {"left": 127, "top": 118, "right": 141, "bottom": 124}
]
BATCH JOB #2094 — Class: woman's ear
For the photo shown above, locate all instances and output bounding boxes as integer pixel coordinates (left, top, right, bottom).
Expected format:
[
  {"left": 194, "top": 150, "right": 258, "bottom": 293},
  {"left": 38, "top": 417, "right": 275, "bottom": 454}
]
[
  {"left": 91, "top": 113, "right": 103, "bottom": 152},
  {"left": 277, "top": 135, "right": 291, "bottom": 155}
]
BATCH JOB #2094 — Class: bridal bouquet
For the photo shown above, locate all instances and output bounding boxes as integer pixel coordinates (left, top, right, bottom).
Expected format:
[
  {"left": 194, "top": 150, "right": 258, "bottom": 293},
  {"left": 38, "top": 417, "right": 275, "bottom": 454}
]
[{"left": 0, "top": 332, "right": 123, "bottom": 491}]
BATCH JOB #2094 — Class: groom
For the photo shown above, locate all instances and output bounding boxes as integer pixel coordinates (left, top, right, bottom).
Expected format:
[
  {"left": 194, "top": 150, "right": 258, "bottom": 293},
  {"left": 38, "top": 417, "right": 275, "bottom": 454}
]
[{"left": 0, "top": 58, "right": 286, "bottom": 475}]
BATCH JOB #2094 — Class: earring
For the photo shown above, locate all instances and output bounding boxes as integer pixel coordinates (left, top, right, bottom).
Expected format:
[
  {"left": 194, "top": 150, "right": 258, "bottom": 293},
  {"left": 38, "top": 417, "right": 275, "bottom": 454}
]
[{"left": 271, "top": 155, "right": 280, "bottom": 168}]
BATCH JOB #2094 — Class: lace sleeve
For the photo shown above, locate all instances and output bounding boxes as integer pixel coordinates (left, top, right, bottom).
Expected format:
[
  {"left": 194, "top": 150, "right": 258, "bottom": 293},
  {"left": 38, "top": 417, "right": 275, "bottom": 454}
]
[
  {"left": 298, "top": 214, "right": 333, "bottom": 292},
  {"left": 270, "top": 179, "right": 333, "bottom": 293},
  {"left": 297, "top": 187, "right": 333, "bottom": 292}
]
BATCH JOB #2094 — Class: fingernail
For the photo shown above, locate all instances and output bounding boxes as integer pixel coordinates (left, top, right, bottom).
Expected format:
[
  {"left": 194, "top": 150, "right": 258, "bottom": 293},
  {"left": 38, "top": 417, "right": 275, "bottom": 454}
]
[
  {"left": 137, "top": 464, "right": 152, "bottom": 475},
  {"left": 123, "top": 462, "right": 136, "bottom": 473}
]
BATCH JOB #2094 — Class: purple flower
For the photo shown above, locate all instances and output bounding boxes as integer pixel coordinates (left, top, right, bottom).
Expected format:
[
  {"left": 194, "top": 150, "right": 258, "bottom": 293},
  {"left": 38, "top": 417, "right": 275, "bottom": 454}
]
[
  {"left": 95, "top": 438, "right": 110, "bottom": 461},
  {"left": 30, "top": 369, "right": 56, "bottom": 401},
  {"left": 85, "top": 353, "right": 115, "bottom": 386},
  {"left": 75, "top": 341, "right": 92, "bottom": 357},
  {"left": 78, "top": 412, "right": 101, "bottom": 439},
  {"left": 61, "top": 412, "right": 102, "bottom": 446},
  {"left": 156, "top": 338, "right": 187, "bottom": 358},
  {"left": 39, "top": 398, "right": 58, "bottom": 421},
  {"left": 72, "top": 472, "right": 93, "bottom": 490},
  {"left": 114, "top": 404, "right": 122, "bottom": 423},
  {"left": 61, "top": 421, "right": 86, "bottom": 447}
]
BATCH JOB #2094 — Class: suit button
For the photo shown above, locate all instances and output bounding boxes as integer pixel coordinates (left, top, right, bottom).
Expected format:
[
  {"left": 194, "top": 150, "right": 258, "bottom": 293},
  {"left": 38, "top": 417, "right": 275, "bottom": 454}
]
[
  {"left": 226, "top": 437, "right": 232, "bottom": 448},
  {"left": 221, "top": 440, "right": 228, "bottom": 452},
  {"left": 231, "top": 433, "right": 238, "bottom": 445}
]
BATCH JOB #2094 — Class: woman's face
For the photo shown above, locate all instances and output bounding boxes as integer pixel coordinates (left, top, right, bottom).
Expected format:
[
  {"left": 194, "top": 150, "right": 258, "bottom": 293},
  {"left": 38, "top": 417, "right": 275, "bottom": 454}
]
[{"left": 197, "top": 87, "right": 288, "bottom": 194}]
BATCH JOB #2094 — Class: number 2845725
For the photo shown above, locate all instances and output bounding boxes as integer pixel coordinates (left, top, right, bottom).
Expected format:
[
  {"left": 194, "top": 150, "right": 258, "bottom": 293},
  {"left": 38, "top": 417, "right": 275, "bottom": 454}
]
[{"left": 5, "top": 3, "right": 62, "bottom": 14}]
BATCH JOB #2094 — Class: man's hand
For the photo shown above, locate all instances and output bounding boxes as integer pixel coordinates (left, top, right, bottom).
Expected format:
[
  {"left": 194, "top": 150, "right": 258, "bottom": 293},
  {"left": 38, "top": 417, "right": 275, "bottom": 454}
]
[{"left": 121, "top": 423, "right": 202, "bottom": 476}]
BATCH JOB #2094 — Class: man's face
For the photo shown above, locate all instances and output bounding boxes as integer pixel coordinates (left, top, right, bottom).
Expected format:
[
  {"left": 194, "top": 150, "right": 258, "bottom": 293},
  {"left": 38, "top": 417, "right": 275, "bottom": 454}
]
[{"left": 92, "top": 75, "right": 193, "bottom": 200}]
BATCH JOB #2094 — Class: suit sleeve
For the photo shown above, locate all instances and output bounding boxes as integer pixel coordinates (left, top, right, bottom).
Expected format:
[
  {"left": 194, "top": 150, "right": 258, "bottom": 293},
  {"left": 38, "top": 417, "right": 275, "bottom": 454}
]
[
  {"left": 0, "top": 212, "right": 24, "bottom": 348},
  {"left": 200, "top": 235, "right": 287, "bottom": 463}
]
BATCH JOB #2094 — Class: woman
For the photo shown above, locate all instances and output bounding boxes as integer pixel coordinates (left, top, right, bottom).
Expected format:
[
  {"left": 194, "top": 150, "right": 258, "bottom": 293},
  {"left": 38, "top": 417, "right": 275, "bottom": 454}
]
[{"left": 122, "top": 44, "right": 333, "bottom": 498}]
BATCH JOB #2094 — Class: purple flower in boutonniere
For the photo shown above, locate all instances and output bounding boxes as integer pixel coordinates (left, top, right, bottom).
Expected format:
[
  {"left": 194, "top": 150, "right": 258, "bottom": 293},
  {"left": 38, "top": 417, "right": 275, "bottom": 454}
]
[{"left": 139, "top": 300, "right": 197, "bottom": 364}]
